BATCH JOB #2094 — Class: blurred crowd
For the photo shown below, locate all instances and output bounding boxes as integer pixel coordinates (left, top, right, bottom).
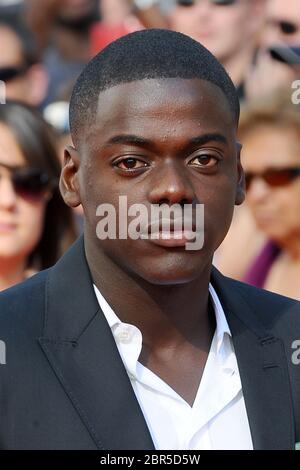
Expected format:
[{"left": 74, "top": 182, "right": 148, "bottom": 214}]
[{"left": 0, "top": 0, "right": 299, "bottom": 298}]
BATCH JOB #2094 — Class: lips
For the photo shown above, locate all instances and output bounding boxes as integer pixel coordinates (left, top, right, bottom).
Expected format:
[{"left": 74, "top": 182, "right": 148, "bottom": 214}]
[
  {"left": 0, "top": 221, "right": 17, "bottom": 232},
  {"left": 140, "top": 218, "right": 199, "bottom": 248},
  {"left": 146, "top": 230, "right": 198, "bottom": 248},
  {"left": 142, "top": 218, "right": 197, "bottom": 235}
]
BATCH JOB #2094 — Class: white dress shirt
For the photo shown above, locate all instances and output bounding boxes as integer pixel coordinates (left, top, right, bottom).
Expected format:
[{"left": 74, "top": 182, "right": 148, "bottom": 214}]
[{"left": 93, "top": 283, "right": 253, "bottom": 450}]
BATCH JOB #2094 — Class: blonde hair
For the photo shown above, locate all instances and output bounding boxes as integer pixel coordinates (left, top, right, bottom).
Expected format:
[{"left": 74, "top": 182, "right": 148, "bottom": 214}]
[{"left": 238, "top": 90, "right": 300, "bottom": 141}]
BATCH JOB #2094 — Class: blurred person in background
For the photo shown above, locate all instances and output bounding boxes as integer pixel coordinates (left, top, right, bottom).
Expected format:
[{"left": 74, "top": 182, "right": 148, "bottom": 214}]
[
  {"left": 245, "top": 0, "right": 300, "bottom": 99},
  {"left": 91, "top": 0, "right": 266, "bottom": 96},
  {"left": 90, "top": 0, "right": 169, "bottom": 55},
  {"left": 168, "top": 0, "right": 265, "bottom": 98},
  {"left": 0, "top": 101, "right": 76, "bottom": 290},
  {"left": 24, "top": 0, "right": 99, "bottom": 104},
  {"left": 0, "top": 18, "right": 48, "bottom": 107},
  {"left": 218, "top": 92, "right": 300, "bottom": 300},
  {"left": 0, "top": 0, "right": 23, "bottom": 18},
  {"left": 215, "top": 192, "right": 266, "bottom": 281},
  {"left": 90, "top": 0, "right": 143, "bottom": 54},
  {"left": 242, "top": 93, "right": 300, "bottom": 300},
  {"left": 43, "top": 95, "right": 85, "bottom": 234},
  {"left": 264, "top": 0, "right": 300, "bottom": 45}
]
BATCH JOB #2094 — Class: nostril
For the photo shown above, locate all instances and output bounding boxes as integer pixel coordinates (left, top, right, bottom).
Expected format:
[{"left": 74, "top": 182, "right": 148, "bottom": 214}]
[
  {"left": 157, "top": 198, "right": 191, "bottom": 206},
  {"left": 158, "top": 199, "right": 169, "bottom": 205}
]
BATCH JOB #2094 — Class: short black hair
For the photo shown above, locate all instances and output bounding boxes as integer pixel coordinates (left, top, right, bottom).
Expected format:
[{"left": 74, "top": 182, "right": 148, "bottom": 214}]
[{"left": 69, "top": 28, "right": 240, "bottom": 146}]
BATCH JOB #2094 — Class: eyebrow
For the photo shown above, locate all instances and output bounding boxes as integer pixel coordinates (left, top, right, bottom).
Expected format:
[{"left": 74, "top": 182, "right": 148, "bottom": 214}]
[
  {"left": 189, "top": 133, "right": 228, "bottom": 146},
  {"left": 104, "top": 133, "right": 228, "bottom": 149},
  {"left": 105, "top": 134, "right": 152, "bottom": 147}
]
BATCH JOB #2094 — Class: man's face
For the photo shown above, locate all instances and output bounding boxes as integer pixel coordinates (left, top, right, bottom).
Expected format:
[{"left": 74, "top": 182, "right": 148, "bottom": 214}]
[
  {"left": 169, "top": 0, "right": 260, "bottom": 62},
  {"left": 57, "top": 0, "right": 96, "bottom": 22},
  {"left": 64, "top": 78, "right": 244, "bottom": 285},
  {"left": 264, "top": 0, "right": 300, "bottom": 46}
]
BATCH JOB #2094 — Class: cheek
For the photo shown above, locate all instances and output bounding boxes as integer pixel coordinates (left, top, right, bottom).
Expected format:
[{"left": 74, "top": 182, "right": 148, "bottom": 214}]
[
  {"left": 271, "top": 181, "right": 300, "bottom": 207},
  {"left": 282, "top": 184, "right": 300, "bottom": 221},
  {"left": 196, "top": 178, "right": 237, "bottom": 247},
  {"left": 79, "top": 163, "right": 114, "bottom": 210},
  {"left": 213, "top": 10, "right": 249, "bottom": 41},
  {"left": 16, "top": 199, "right": 46, "bottom": 251},
  {"left": 6, "top": 79, "right": 27, "bottom": 98},
  {"left": 82, "top": 184, "right": 117, "bottom": 230}
]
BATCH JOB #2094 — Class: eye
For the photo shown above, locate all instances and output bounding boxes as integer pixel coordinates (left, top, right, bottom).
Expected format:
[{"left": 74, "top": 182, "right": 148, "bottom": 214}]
[
  {"left": 188, "top": 154, "right": 219, "bottom": 168},
  {"left": 114, "top": 157, "right": 148, "bottom": 171}
]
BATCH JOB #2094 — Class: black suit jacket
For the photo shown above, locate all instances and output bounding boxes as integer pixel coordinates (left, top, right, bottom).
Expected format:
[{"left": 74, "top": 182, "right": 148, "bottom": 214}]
[{"left": 0, "top": 236, "right": 300, "bottom": 450}]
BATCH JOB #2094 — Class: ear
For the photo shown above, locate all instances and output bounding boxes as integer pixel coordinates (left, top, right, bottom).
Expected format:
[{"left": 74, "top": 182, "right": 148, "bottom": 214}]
[
  {"left": 59, "top": 145, "right": 81, "bottom": 208},
  {"left": 235, "top": 142, "right": 246, "bottom": 206}
]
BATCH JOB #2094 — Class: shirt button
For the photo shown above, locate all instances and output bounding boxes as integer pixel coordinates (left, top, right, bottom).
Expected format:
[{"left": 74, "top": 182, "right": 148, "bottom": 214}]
[{"left": 115, "top": 327, "right": 132, "bottom": 344}]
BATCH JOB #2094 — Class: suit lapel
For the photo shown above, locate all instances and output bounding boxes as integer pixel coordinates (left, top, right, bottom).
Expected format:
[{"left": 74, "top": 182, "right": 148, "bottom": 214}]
[
  {"left": 39, "top": 236, "right": 155, "bottom": 450},
  {"left": 38, "top": 237, "right": 295, "bottom": 450},
  {"left": 211, "top": 267, "right": 295, "bottom": 450}
]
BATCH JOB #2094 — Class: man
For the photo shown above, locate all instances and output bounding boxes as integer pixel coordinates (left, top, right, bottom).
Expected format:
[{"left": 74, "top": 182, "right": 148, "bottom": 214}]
[
  {"left": 245, "top": 0, "right": 300, "bottom": 99},
  {"left": 0, "top": 29, "right": 299, "bottom": 450},
  {"left": 263, "top": 0, "right": 300, "bottom": 45},
  {"left": 168, "top": 0, "right": 264, "bottom": 98},
  {"left": 24, "top": 0, "right": 99, "bottom": 105}
]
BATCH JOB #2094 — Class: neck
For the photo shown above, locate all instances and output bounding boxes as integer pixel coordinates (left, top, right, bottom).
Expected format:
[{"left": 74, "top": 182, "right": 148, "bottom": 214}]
[
  {"left": 0, "top": 256, "right": 26, "bottom": 291},
  {"left": 85, "top": 240, "right": 215, "bottom": 352},
  {"left": 278, "top": 234, "right": 300, "bottom": 261}
]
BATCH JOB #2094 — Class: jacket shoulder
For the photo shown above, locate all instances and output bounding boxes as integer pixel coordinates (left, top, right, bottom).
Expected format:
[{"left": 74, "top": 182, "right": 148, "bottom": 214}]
[
  {"left": 225, "top": 274, "right": 298, "bottom": 304},
  {"left": 220, "top": 274, "right": 300, "bottom": 329}
]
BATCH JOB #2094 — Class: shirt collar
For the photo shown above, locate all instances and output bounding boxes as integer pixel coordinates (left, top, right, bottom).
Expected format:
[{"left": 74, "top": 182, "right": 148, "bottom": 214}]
[
  {"left": 93, "top": 282, "right": 237, "bottom": 381},
  {"left": 93, "top": 282, "right": 232, "bottom": 348},
  {"left": 93, "top": 284, "right": 121, "bottom": 329},
  {"left": 208, "top": 283, "right": 232, "bottom": 355}
]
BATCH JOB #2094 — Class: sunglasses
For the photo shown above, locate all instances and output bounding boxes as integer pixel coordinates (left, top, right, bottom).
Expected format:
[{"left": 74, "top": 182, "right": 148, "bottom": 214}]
[
  {"left": 0, "top": 165, "right": 53, "bottom": 199},
  {"left": 245, "top": 167, "right": 300, "bottom": 191},
  {"left": 0, "top": 66, "right": 28, "bottom": 83},
  {"left": 177, "top": 0, "right": 237, "bottom": 6}
]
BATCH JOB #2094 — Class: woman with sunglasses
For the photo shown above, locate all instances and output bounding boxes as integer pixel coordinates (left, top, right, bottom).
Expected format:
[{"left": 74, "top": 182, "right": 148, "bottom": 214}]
[
  {"left": 218, "top": 91, "right": 300, "bottom": 299},
  {"left": 0, "top": 101, "right": 76, "bottom": 290}
]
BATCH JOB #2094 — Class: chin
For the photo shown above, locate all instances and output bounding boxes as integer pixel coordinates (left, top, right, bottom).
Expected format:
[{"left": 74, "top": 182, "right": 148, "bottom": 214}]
[
  {"left": 140, "top": 272, "right": 201, "bottom": 286},
  {"left": 135, "top": 257, "right": 208, "bottom": 286}
]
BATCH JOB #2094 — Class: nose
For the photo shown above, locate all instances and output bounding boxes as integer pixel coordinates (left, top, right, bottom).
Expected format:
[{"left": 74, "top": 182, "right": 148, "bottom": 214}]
[
  {"left": 191, "top": 0, "right": 215, "bottom": 18},
  {"left": 0, "top": 175, "right": 17, "bottom": 210},
  {"left": 247, "top": 176, "right": 271, "bottom": 204},
  {"left": 147, "top": 159, "right": 195, "bottom": 206}
]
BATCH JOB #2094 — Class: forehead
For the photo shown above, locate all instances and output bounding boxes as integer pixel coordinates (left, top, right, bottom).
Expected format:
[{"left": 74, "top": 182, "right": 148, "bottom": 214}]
[
  {"left": 85, "top": 78, "right": 235, "bottom": 148},
  {"left": 267, "top": 0, "right": 300, "bottom": 20},
  {"left": 241, "top": 124, "right": 300, "bottom": 170}
]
